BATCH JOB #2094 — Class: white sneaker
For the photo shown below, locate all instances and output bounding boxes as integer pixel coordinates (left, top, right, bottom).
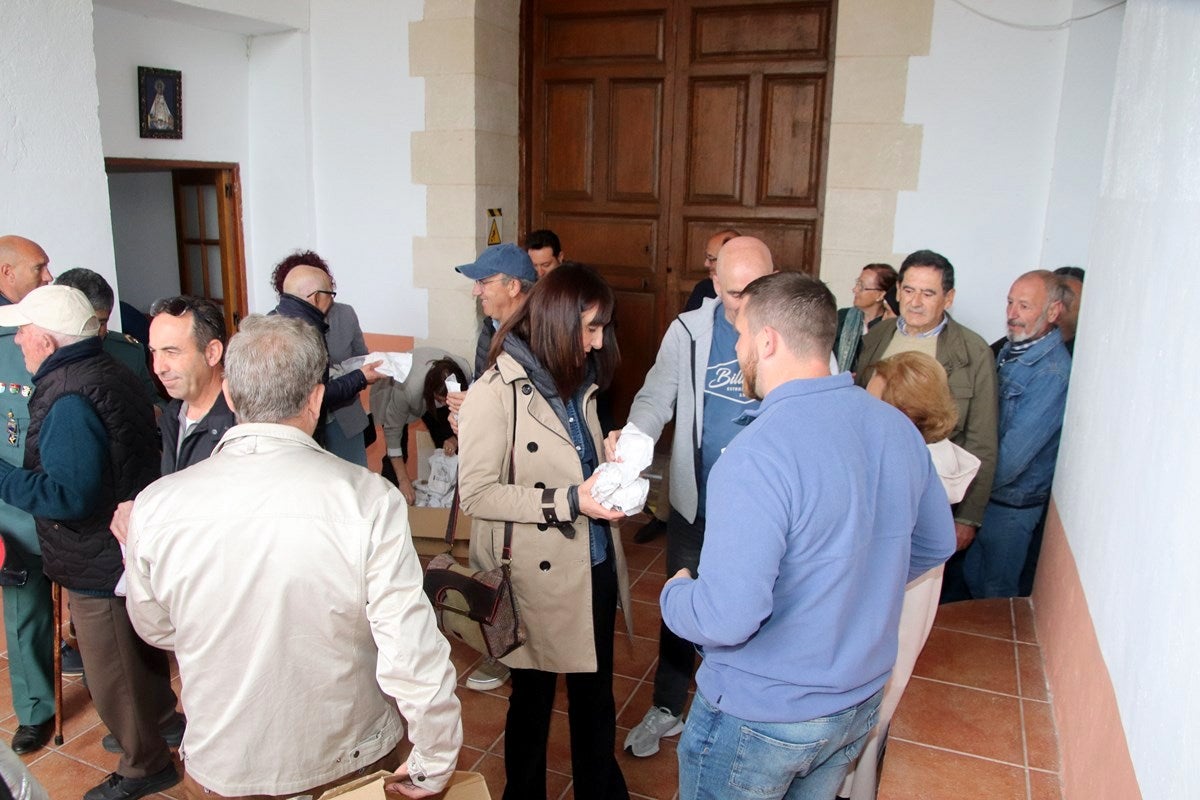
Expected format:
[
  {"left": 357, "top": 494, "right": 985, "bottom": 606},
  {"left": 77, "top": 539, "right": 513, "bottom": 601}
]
[
  {"left": 623, "top": 706, "right": 684, "bottom": 757},
  {"left": 466, "top": 659, "right": 510, "bottom": 691}
]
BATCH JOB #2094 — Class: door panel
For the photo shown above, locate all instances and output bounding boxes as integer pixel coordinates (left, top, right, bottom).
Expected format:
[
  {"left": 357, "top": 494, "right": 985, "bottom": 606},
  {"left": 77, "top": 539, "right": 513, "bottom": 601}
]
[
  {"left": 173, "top": 168, "right": 247, "bottom": 334},
  {"left": 525, "top": 0, "right": 835, "bottom": 421}
]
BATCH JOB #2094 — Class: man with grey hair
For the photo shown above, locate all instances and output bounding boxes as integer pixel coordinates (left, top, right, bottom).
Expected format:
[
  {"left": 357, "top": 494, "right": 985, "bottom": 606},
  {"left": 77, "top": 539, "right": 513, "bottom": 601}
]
[
  {"left": 54, "top": 268, "right": 161, "bottom": 409},
  {"left": 963, "top": 270, "right": 1071, "bottom": 598},
  {"left": 125, "top": 314, "right": 463, "bottom": 799},
  {"left": 660, "top": 272, "right": 955, "bottom": 799},
  {"left": 0, "top": 284, "right": 175, "bottom": 800}
]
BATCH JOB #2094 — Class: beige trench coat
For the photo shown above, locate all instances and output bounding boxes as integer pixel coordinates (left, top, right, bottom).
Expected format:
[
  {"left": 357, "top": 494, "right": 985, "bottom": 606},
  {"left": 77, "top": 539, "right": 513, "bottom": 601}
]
[{"left": 458, "top": 352, "right": 633, "bottom": 673}]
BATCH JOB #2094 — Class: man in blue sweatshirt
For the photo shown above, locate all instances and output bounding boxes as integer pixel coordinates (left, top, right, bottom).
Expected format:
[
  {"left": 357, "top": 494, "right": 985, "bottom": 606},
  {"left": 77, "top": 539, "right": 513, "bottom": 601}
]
[{"left": 660, "top": 272, "right": 956, "bottom": 800}]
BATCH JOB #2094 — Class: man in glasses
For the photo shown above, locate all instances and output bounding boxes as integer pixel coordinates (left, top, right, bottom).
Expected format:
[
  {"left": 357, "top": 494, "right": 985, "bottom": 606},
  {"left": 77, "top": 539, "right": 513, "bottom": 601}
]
[
  {"left": 445, "top": 242, "right": 537, "bottom": 692},
  {"left": 0, "top": 235, "right": 55, "bottom": 756},
  {"left": 683, "top": 228, "right": 741, "bottom": 314},
  {"left": 273, "top": 263, "right": 384, "bottom": 464}
]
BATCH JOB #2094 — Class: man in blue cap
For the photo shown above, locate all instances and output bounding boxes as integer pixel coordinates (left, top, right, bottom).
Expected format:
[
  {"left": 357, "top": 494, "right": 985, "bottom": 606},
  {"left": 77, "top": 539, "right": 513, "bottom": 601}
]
[
  {"left": 447, "top": 242, "right": 536, "bottom": 692},
  {"left": 454, "top": 242, "right": 537, "bottom": 379}
]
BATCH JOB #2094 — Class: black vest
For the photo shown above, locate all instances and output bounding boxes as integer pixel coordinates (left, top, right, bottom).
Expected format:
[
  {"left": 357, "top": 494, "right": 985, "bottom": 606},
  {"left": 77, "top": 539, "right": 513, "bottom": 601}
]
[{"left": 25, "top": 344, "right": 160, "bottom": 591}]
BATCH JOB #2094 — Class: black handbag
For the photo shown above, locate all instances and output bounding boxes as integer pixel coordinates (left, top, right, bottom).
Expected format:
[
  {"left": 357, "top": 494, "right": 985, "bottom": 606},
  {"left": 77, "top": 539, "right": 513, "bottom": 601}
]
[{"left": 422, "top": 383, "right": 526, "bottom": 658}]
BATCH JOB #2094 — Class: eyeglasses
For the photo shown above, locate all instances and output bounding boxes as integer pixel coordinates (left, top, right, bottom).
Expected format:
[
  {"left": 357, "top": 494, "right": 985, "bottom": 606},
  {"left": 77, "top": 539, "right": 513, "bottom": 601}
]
[
  {"left": 474, "top": 276, "right": 504, "bottom": 288},
  {"left": 704, "top": 253, "right": 720, "bottom": 265},
  {"left": 306, "top": 289, "right": 337, "bottom": 300},
  {"left": 853, "top": 280, "right": 883, "bottom": 292}
]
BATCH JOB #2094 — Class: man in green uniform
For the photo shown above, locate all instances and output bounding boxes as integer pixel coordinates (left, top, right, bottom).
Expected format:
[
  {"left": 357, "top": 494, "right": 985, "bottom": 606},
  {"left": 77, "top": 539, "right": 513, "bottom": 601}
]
[
  {"left": 0, "top": 234, "right": 54, "bottom": 754},
  {"left": 54, "top": 268, "right": 162, "bottom": 410}
]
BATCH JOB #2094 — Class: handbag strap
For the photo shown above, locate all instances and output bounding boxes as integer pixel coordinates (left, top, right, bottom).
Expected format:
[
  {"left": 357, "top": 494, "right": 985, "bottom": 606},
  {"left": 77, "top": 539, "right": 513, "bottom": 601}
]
[
  {"left": 447, "top": 381, "right": 517, "bottom": 560},
  {"left": 501, "top": 381, "right": 517, "bottom": 564}
]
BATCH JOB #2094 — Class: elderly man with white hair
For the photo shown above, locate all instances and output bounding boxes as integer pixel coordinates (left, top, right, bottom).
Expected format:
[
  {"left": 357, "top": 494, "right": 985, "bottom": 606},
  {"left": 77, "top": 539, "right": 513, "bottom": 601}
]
[
  {"left": 0, "top": 284, "right": 176, "bottom": 800},
  {"left": 125, "top": 314, "right": 462, "bottom": 799}
]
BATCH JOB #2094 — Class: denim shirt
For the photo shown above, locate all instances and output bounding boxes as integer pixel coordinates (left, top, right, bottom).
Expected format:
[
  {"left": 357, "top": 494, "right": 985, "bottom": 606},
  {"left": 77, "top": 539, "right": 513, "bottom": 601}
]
[{"left": 991, "top": 328, "right": 1072, "bottom": 507}]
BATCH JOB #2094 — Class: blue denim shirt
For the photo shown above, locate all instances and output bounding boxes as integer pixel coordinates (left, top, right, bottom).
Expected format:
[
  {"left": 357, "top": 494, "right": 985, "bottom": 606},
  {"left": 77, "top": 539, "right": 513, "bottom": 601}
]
[{"left": 991, "top": 329, "right": 1071, "bottom": 507}]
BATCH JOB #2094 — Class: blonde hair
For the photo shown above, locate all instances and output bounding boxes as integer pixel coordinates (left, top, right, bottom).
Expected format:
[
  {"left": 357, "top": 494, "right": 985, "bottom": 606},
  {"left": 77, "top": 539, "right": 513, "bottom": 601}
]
[{"left": 870, "top": 352, "right": 959, "bottom": 443}]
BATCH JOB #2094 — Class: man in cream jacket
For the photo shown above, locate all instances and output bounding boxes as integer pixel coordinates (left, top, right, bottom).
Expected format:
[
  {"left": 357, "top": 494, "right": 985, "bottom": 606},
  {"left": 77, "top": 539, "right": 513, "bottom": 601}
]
[{"left": 125, "top": 314, "right": 461, "bottom": 799}]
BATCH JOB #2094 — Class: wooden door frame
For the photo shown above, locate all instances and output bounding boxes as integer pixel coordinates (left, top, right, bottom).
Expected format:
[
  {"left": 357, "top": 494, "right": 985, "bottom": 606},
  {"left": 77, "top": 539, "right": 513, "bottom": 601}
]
[{"left": 104, "top": 157, "right": 249, "bottom": 328}]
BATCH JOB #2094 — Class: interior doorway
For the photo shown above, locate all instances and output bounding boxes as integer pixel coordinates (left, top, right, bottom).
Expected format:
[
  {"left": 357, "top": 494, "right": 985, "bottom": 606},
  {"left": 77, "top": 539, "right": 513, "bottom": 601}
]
[
  {"left": 521, "top": 0, "right": 837, "bottom": 420},
  {"left": 105, "top": 158, "right": 248, "bottom": 339}
]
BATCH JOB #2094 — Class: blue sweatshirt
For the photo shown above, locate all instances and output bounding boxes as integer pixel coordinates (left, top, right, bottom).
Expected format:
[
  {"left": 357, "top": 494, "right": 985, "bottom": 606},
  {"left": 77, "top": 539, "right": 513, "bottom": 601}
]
[{"left": 660, "top": 373, "right": 955, "bottom": 723}]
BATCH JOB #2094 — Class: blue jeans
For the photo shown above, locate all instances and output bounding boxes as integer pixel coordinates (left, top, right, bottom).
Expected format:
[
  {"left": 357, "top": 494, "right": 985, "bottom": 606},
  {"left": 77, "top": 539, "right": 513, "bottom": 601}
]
[
  {"left": 963, "top": 502, "right": 1044, "bottom": 598},
  {"left": 677, "top": 688, "right": 882, "bottom": 800}
]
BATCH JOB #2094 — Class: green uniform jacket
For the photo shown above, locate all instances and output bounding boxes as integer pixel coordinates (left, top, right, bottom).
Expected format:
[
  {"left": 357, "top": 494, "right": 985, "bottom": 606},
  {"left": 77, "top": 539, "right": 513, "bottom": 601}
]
[
  {"left": 0, "top": 325, "right": 38, "bottom": 555},
  {"left": 103, "top": 330, "right": 164, "bottom": 410},
  {"left": 853, "top": 314, "right": 998, "bottom": 528}
]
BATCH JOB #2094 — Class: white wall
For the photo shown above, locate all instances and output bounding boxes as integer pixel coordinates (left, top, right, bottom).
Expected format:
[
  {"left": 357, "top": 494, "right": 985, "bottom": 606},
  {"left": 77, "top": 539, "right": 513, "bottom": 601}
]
[
  {"left": 107, "top": 172, "right": 181, "bottom": 311},
  {"left": 897, "top": 0, "right": 1078, "bottom": 341},
  {"left": 307, "top": 0, "right": 428, "bottom": 336},
  {"left": 0, "top": 0, "right": 117, "bottom": 301},
  {"left": 1053, "top": 1, "right": 1200, "bottom": 796},
  {"left": 93, "top": 5, "right": 251, "bottom": 163},
  {"left": 93, "top": 0, "right": 431, "bottom": 335},
  {"left": 1041, "top": 0, "right": 1124, "bottom": 269}
]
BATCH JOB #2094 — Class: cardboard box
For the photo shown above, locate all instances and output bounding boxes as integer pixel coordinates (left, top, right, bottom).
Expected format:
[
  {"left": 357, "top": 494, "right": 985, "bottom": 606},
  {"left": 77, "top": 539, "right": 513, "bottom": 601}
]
[
  {"left": 318, "top": 770, "right": 490, "bottom": 800},
  {"left": 409, "top": 504, "right": 472, "bottom": 560}
]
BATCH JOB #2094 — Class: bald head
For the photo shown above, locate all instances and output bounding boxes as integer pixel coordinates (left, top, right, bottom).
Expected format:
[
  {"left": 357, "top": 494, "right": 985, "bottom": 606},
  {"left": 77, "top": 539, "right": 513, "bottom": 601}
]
[
  {"left": 713, "top": 236, "right": 775, "bottom": 323},
  {"left": 283, "top": 264, "right": 334, "bottom": 314},
  {"left": 0, "top": 235, "right": 52, "bottom": 304}
]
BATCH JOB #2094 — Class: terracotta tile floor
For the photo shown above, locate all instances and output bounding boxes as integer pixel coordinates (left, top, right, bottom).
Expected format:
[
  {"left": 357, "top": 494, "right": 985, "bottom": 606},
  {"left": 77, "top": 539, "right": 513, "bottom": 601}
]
[
  {"left": 0, "top": 523, "right": 1062, "bottom": 800},
  {"left": 879, "top": 597, "right": 1064, "bottom": 800}
]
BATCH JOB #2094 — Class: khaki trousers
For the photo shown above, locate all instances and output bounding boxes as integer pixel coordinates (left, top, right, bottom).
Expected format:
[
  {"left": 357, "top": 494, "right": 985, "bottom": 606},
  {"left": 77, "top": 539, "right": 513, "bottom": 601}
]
[{"left": 182, "top": 746, "right": 401, "bottom": 800}]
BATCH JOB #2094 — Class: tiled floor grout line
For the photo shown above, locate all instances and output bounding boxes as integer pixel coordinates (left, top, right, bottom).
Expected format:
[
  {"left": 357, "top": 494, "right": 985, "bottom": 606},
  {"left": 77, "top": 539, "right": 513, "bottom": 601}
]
[
  {"left": 907, "top": 673, "right": 1034, "bottom": 701},
  {"left": 1011, "top": 600, "right": 1036, "bottom": 800},
  {"left": 932, "top": 625, "right": 1037, "bottom": 646},
  {"left": 888, "top": 736, "right": 1034, "bottom": 771}
]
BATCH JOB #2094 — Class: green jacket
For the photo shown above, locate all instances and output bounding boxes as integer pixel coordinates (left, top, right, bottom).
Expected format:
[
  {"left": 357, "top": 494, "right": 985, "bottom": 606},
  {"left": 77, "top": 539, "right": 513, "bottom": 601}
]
[
  {"left": 854, "top": 314, "right": 998, "bottom": 527},
  {"left": 103, "top": 330, "right": 164, "bottom": 410},
  {"left": 0, "top": 315, "right": 38, "bottom": 555}
]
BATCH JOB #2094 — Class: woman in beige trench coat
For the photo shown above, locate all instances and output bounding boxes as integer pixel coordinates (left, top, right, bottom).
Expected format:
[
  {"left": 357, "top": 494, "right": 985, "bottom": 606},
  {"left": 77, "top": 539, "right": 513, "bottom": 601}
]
[{"left": 458, "top": 264, "right": 632, "bottom": 800}]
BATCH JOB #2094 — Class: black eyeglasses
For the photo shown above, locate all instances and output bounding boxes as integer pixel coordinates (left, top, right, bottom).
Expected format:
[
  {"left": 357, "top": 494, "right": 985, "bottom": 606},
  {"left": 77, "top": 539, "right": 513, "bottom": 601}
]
[{"left": 306, "top": 289, "right": 338, "bottom": 299}]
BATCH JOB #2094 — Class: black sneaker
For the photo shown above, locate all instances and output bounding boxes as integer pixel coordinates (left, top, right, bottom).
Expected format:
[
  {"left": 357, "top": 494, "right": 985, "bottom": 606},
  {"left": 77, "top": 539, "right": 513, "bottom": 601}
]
[
  {"left": 102, "top": 714, "right": 185, "bottom": 754},
  {"left": 83, "top": 765, "right": 180, "bottom": 800},
  {"left": 61, "top": 643, "right": 84, "bottom": 677}
]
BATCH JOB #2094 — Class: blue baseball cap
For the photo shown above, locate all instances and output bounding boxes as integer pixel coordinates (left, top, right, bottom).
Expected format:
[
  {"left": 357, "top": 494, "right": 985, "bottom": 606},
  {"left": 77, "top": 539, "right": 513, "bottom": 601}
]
[{"left": 455, "top": 243, "right": 537, "bottom": 282}]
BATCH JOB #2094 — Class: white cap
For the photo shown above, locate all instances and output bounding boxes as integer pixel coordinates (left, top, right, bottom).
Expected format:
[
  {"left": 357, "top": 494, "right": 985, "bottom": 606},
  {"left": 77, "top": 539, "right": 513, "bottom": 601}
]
[{"left": 0, "top": 285, "right": 100, "bottom": 337}]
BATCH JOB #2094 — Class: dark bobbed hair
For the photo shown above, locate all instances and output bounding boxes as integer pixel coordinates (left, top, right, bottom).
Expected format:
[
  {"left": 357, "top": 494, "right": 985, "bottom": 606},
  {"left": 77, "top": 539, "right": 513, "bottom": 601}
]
[
  {"left": 149, "top": 295, "right": 229, "bottom": 360},
  {"left": 899, "top": 249, "right": 955, "bottom": 292},
  {"left": 489, "top": 262, "right": 620, "bottom": 398},
  {"left": 870, "top": 351, "right": 959, "bottom": 443},
  {"left": 1053, "top": 265, "right": 1086, "bottom": 282},
  {"left": 524, "top": 229, "right": 562, "bottom": 256},
  {"left": 272, "top": 250, "right": 333, "bottom": 295},
  {"left": 741, "top": 271, "right": 838, "bottom": 359},
  {"left": 55, "top": 268, "right": 114, "bottom": 313},
  {"left": 422, "top": 357, "right": 469, "bottom": 415}
]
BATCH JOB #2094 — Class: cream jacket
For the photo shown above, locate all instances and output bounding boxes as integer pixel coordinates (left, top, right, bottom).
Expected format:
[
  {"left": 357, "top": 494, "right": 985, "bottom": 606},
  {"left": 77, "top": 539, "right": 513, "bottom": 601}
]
[
  {"left": 126, "top": 423, "right": 461, "bottom": 796},
  {"left": 458, "top": 353, "right": 632, "bottom": 673}
]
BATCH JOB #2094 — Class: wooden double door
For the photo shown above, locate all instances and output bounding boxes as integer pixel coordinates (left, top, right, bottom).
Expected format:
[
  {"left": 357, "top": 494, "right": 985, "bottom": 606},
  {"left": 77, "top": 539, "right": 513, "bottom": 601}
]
[{"left": 522, "top": 0, "right": 837, "bottom": 419}]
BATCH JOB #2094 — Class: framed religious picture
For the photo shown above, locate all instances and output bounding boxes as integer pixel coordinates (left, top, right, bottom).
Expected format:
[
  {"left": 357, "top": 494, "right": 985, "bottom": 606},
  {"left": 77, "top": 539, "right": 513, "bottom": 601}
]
[{"left": 138, "top": 66, "right": 182, "bottom": 139}]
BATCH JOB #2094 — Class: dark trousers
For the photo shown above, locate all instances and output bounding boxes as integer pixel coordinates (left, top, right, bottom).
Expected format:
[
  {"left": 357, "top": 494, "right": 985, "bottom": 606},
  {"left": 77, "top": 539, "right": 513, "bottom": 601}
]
[
  {"left": 503, "top": 559, "right": 629, "bottom": 800},
  {"left": 652, "top": 510, "right": 704, "bottom": 715},
  {"left": 69, "top": 592, "right": 178, "bottom": 778}
]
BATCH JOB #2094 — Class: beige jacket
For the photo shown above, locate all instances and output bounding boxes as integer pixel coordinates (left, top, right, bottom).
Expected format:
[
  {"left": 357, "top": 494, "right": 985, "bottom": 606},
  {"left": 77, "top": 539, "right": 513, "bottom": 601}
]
[
  {"left": 458, "top": 353, "right": 632, "bottom": 673},
  {"left": 126, "top": 424, "right": 462, "bottom": 796}
]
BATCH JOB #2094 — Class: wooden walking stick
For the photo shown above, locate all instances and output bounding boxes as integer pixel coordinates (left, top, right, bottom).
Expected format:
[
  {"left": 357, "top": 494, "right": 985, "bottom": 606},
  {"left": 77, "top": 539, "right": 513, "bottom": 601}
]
[{"left": 51, "top": 581, "right": 63, "bottom": 745}]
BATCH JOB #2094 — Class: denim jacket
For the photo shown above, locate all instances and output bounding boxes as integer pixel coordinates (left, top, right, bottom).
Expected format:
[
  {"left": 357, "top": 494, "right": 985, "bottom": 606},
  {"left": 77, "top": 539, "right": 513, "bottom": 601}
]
[{"left": 991, "top": 328, "right": 1071, "bottom": 508}]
